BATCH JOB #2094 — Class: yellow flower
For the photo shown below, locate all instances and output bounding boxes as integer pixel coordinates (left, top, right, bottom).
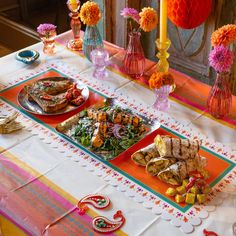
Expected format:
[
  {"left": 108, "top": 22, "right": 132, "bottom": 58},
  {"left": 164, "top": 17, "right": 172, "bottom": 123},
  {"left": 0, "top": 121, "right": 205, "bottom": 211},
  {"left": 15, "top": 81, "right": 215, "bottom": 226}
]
[
  {"left": 149, "top": 72, "right": 174, "bottom": 89},
  {"left": 80, "top": 1, "right": 101, "bottom": 26},
  {"left": 211, "top": 24, "right": 236, "bottom": 47},
  {"left": 139, "top": 7, "right": 158, "bottom": 32}
]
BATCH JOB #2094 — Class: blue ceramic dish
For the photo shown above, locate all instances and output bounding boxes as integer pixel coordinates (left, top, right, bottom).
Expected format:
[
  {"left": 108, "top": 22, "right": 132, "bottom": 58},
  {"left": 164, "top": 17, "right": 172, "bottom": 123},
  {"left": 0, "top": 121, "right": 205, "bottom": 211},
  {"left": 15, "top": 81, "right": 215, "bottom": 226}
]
[{"left": 16, "top": 50, "right": 40, "bottom": 64}]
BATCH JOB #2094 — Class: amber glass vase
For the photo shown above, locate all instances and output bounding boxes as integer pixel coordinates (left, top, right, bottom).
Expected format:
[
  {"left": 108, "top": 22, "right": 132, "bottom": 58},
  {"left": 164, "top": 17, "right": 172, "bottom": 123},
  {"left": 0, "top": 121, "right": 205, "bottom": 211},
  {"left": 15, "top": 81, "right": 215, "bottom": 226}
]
[
  {"left": 207, "top": 72, "right": 232, "bottom": 118},
  {"left": 123, "top": 32, "right": 145, "bottom": 79},
  {"left": 39, "top": 29, "right": 57, "bottom": 55}
]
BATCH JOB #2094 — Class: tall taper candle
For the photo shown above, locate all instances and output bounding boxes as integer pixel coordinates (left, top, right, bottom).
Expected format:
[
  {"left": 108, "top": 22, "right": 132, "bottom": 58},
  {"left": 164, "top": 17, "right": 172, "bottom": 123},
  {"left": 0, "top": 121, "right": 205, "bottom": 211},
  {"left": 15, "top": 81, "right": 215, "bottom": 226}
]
[{"left": 160, "top": 0, "right": 167, "bottom": 43}]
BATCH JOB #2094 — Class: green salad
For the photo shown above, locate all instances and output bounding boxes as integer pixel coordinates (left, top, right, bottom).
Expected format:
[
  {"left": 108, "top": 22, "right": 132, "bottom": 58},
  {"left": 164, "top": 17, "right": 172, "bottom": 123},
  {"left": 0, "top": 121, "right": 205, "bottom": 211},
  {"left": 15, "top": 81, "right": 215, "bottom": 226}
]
[{"left": 72, "top": 105, "right": 148, "bottom": 160}]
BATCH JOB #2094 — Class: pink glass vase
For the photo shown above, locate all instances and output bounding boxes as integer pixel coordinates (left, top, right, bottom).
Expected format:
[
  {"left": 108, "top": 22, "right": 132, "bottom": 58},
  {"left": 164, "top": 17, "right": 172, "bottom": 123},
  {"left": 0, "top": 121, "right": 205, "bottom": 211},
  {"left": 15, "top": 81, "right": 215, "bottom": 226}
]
[
  {"left": 39, "top": 29, "right": 56, "bottom": 55},
  {"left": 153, "top": 85, "right": 172, "bottom": 111},
  {"left": 123, "top": 32, "right": 145, "bottom": 79},
  {"left": 207, "top": 72, "right": 232, "bottom": 118}
]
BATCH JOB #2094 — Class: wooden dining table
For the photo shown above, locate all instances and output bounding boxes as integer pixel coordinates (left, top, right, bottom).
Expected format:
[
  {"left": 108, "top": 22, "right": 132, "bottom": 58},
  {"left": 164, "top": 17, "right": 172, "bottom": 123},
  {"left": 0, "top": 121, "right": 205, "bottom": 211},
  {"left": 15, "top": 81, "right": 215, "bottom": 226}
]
[{"left": 0, "top": 31, "right": 235, "bottom": 236}]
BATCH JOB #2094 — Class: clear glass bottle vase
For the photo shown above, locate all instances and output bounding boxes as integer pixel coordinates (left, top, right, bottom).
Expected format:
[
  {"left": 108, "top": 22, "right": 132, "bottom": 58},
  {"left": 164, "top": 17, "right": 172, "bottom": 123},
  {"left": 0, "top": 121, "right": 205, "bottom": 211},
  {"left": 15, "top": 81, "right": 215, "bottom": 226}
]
[
  {"left": 123, "top": 32, "right": 145, "bottom": 79},
  {"left": 82, "top": 25, "right": 104, "bottom": 61},
  {"left": 207, "top": 72, "right": 232, "bottom": 118}
]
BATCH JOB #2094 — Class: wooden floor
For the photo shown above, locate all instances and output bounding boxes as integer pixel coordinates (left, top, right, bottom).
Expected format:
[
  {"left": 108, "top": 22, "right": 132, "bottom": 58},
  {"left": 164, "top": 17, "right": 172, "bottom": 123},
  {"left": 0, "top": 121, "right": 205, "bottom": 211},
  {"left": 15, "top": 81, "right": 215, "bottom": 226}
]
[
  {"left": 0, "top": 43, "right": 12, "bottom": 57},
  {"left": 0, "top": 1, "right": 72, "bottom": 57}
]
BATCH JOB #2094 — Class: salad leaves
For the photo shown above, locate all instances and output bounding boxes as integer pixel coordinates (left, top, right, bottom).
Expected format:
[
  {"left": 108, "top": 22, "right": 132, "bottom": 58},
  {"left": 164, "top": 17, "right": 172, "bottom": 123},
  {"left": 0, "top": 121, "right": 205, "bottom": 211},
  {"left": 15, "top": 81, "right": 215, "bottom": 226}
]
[{"left": 72, "top": 105, "right": 148, "bottom": 160}]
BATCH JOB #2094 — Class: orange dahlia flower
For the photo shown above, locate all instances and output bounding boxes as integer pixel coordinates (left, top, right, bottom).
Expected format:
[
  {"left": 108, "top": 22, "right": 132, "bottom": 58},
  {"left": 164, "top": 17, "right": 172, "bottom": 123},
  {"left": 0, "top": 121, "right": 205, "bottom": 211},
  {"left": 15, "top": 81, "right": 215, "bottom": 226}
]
[
  {"left": 80, "top": 1, "right": 101, "bottom": 26},
  {"left": 149, "top": 72, "right": 174, "bottom": 89},
  {"left": 139, "top": 7, "right": 158, "bottom": 32},
  {"left": 211, "top": 24, "right": 236, "bottom": 47}
]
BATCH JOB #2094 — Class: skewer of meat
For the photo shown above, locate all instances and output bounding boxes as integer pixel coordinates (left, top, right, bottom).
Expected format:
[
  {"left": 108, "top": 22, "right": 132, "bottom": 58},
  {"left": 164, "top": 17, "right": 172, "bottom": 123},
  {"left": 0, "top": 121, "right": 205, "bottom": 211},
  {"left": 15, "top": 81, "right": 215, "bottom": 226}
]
[
  {"left": 91, "top": 122, "right": 110, "bottom": 148},
  {"left": 87, "top": 108, "right": 141, "bottom": 127}
]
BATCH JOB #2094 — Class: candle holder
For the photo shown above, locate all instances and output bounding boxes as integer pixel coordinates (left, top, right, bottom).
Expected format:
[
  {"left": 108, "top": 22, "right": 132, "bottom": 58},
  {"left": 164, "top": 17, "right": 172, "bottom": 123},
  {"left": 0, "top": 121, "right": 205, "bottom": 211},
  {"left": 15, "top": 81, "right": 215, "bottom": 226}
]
[
  {"left": 91, "top": 48, "right": 109, "bottom": 79},
  {"left": 67, "top": 0, "right": 83, "bottom": 51},
  {"left": 156, "top": 38, "right": 171, "bottom": 72},
  {"left": 153, "top": 85, "right": 173, "bottom": 111}
]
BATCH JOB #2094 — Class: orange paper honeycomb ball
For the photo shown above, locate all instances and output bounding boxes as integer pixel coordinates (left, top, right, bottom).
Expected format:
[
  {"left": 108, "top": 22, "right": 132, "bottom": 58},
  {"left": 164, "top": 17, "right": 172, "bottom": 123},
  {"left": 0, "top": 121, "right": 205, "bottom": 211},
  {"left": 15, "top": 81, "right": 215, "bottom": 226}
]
[{"left": 167, "top": 0, "right": 212, "bottom": 29}]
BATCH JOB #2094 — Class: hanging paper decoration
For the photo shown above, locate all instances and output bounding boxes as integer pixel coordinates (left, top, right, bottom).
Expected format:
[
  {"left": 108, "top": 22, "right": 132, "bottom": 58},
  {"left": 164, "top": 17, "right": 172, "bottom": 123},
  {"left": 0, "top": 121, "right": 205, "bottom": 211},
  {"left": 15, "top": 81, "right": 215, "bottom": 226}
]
[{"left": 167, "top": 0, "right": 212, "bottom": 29}]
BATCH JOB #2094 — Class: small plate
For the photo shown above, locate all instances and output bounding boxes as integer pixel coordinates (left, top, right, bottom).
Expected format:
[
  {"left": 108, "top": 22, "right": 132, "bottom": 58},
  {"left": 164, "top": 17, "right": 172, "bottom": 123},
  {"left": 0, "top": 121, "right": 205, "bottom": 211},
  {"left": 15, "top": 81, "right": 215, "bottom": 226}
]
[
  {"left": 16, "top": 50, "right": 40, "bottom": 64},
  {"left": 18, "top": 77, "right": 89, "bottom": 115}
]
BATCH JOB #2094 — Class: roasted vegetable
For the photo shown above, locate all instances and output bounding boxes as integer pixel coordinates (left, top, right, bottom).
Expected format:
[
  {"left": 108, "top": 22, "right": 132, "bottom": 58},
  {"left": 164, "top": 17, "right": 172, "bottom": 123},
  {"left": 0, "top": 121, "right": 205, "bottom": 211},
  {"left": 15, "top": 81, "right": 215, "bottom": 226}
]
[
  {"left": 185, "top": 193, "right": 195, "bottom": 204},
  {"left": 166, "top": 187, "right": 177, "bottom": 197}
]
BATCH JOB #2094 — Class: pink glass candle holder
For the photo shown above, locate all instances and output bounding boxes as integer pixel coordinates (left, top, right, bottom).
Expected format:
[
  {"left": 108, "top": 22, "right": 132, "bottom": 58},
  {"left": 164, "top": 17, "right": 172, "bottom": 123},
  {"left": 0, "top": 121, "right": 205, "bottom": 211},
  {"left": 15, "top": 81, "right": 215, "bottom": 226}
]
[
  {"left": 67, "top": 0, "right": 83, "bottom": 51},
  {"left": 91, "top": 48, "right": 109, "bottom": 79},
  {"left": 153, "top": 85, "right": 172, "bottom": 111},
  {"left": 39, "top": 29, "right": 57, "bottom": 55}
]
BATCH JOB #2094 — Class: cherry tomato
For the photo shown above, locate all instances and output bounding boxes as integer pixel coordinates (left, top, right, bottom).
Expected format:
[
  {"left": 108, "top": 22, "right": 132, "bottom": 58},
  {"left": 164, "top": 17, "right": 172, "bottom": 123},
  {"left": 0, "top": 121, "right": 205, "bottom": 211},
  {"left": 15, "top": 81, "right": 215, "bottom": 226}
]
[
  {"left": 40, "top": 94, "right": 52, "bottom": 101},
  {"left": 71, "top": 96, "right": 84, "bottom": 106},
  {"left": 72, "top": 89, "right": 82, "bottom": 98},
  {"left": 42, "top": 82, "right": 51, "bottom": 87}
]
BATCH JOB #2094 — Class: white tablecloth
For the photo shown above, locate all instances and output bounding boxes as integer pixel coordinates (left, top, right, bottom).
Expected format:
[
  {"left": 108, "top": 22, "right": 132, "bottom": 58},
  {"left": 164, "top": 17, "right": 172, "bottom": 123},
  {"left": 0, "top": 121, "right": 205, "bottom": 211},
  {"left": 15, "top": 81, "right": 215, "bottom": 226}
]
[{"left": 0, "top": 31, "right": 235, "bottom": 236}]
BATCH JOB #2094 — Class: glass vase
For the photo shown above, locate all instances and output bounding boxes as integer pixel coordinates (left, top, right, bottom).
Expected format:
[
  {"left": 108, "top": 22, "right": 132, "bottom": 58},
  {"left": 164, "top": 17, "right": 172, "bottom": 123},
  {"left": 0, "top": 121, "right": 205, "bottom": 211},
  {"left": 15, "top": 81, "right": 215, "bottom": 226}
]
[
  {"left": 153, "top": 85, "right": 172, "bottom": 111},
  {"left": 39, "top": 29, "right": 57, "bottom": 55},
  {"left": 82, "top": 25, "right": 103, "bottom": 61},
  {"left": 207, "top": 72, "right": 232, "bottom": 118},
  {"left": 67, "top": 0, "right": 83, "bottom": 51},
  {"left": 123, "top": 32, "right": 145, "bottom": 79}
]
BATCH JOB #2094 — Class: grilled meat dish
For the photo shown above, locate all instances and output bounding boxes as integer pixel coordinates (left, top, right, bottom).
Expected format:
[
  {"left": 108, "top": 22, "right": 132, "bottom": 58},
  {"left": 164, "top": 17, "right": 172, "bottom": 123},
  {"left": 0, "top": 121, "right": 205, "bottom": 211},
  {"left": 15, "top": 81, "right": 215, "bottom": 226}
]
[{"left": 28, "top": 79, "right": 73, "bottom": 95}]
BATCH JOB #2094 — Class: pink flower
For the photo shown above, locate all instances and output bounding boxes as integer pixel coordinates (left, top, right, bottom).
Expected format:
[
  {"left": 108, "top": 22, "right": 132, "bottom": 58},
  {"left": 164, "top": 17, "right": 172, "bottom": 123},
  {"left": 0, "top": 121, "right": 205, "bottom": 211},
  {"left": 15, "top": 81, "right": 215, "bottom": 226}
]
[
  {"left": 209, "top": 46, "right": 234, "bottom": 73},
  {"left": 37, "top": 23, "right": 57, "bottom": 35},
  {"left": 120, "top": 7, "right": 140, "bottom": 23}
]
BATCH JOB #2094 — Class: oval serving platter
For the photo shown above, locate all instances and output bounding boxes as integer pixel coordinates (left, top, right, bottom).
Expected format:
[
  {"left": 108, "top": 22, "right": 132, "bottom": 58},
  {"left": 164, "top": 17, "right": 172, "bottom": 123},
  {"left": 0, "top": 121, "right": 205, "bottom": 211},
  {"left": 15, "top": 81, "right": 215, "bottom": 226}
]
[{"left": 18, "top": 77, "right": 89, "bottom": 115}]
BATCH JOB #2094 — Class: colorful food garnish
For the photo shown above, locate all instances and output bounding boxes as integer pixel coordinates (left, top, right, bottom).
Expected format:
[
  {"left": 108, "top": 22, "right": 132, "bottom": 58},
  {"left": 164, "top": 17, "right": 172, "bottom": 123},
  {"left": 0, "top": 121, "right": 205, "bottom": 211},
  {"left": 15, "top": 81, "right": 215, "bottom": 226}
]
[
  {"left": 165, "top": 173, "right": 211, "bottom": 205},
  {"left": 65, "top": 83, "right": 84, "bottom": 106}
]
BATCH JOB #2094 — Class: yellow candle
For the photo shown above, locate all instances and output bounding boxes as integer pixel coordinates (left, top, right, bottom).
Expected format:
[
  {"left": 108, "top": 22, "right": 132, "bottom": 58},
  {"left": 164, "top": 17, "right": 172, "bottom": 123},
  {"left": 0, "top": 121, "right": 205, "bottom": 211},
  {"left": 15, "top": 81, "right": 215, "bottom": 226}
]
[
  {"left": 70, "top": 0, "right": 77, "bottom": 4},
  {"left": 160, "top": 0, "right": 167, "bottom": 43}
]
